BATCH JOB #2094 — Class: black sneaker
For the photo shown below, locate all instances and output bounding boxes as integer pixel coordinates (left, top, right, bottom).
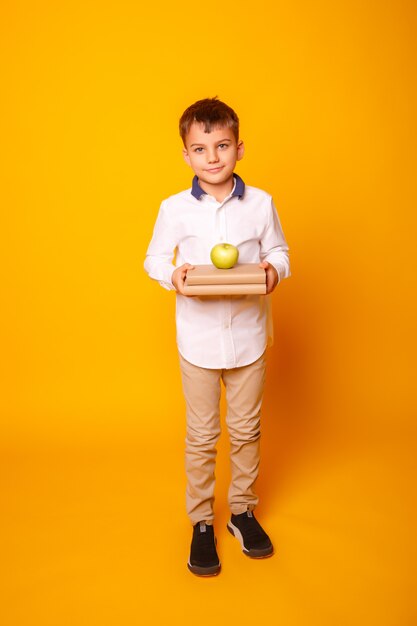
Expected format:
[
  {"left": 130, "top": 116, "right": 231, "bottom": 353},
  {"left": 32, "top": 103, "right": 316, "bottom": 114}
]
[
  {"left": 188, "top": 521, "right": 221, "bottom": 576},
  {"left": 227, "top": 510, "right": 274, "bottom": 558}
]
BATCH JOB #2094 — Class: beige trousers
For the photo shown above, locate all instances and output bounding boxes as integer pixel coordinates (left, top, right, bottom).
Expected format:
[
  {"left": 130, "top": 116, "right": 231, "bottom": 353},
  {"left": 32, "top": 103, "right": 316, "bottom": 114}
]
[{"left": 179, "top": 350, "right": 267, "bottom": 525}]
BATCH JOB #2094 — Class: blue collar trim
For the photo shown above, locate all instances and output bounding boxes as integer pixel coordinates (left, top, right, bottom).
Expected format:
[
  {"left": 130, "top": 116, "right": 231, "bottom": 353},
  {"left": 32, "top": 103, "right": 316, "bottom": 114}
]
[{"left": 191, "top": 173, "right": 245, "bottom": 200}]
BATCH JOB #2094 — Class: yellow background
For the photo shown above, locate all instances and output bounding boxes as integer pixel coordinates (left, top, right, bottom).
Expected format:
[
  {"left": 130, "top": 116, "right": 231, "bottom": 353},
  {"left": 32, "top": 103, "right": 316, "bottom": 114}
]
[{"left": 1, "top": 1, "right": 416, "bottom": 624}]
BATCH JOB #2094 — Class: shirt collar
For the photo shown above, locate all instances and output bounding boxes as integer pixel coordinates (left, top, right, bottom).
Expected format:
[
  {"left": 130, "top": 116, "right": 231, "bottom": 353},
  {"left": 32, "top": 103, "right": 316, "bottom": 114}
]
[{"left": 191, "top": 173, "right": 245, "bottom": 201}]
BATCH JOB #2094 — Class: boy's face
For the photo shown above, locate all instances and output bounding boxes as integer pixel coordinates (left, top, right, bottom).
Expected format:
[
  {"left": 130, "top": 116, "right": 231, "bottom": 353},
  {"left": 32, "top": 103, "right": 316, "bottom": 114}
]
[{"left": 182, "top": 123, "right": 244, "bottom": 188}]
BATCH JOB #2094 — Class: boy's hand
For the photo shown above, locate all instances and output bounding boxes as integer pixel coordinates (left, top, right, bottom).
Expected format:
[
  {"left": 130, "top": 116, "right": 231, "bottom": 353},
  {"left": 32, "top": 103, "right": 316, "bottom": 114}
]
[
  {"left": 172, "top": 263, "right": 195, "bottom": 295},
  {"left": 259, "top": 261, "right": 279, "bottom": 294}
]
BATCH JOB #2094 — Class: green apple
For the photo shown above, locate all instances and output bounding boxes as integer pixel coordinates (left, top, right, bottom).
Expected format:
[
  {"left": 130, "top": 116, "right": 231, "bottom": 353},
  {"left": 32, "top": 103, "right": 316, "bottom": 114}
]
[{"left": 210, "top": 243, "right": 239, "bottom": 269}]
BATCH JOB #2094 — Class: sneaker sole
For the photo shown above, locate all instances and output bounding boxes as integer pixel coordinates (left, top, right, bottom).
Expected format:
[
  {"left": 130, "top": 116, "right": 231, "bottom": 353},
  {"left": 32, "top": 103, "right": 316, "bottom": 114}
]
[
  {"left": 227, "top": 521, "right": 274, "bottom": 558},
  {"left": 187, "top": 561, "right": 221, "bottom": 577}
]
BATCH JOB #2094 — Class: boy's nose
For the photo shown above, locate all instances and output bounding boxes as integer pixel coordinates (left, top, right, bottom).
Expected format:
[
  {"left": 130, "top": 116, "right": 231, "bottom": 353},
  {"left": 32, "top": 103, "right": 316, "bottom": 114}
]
[{"left": 207, "top": 150, "right": 219, "bottom": 163}]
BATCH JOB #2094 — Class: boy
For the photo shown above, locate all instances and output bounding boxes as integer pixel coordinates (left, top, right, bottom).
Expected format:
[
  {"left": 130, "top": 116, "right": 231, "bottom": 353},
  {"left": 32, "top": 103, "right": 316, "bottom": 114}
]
[{"left": 144, "top": 97, "right": 290, "bottom": 577}]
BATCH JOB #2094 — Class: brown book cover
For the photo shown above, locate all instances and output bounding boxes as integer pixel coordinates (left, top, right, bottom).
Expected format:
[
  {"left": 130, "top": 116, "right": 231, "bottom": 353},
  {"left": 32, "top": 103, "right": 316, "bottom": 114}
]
[
  {"left": 185, "top": 263, "right": 266, "bottom": 286},
  {"left": 183, "top": 283, "right": 267, "bottom": 296}
]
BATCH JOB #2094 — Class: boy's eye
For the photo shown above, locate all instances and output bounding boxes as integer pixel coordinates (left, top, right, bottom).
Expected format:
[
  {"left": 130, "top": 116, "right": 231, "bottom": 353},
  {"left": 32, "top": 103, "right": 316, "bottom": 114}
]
[
  {"left": 194, "top": 147, "right": 204, "bottom": 153},
  {"left": 218, "top": 143, "right": 228, "bottom": 149}
]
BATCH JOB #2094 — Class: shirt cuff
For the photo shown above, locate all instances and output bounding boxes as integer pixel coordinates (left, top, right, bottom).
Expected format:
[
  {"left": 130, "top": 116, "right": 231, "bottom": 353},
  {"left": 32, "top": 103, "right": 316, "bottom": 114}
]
[
  {"left": 146, "top": 262, "right": 176, "bottom": 291},
  {"left": 267, "top": 262, "right": 289, "bottom": 284}
]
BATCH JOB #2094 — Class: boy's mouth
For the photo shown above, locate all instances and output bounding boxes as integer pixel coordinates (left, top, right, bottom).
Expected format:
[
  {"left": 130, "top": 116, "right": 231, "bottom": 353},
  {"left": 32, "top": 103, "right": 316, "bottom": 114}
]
[{"left": 205, "top": 166, "right": 224, "bottom": 173}]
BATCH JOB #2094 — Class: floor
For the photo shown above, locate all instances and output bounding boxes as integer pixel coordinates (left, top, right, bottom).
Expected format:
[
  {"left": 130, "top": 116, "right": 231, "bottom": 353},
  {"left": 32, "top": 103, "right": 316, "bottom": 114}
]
[{"left": 2, "top": 425, "right": 416, "bottom": 626}]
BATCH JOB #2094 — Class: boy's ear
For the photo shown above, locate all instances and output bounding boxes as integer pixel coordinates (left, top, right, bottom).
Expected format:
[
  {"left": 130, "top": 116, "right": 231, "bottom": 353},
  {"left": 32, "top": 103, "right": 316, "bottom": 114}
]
[
  {"left": 182, "top": 147, "right": 191, "bottom": 167},
  {"left": 237, "top": 139, "right": 245, "bottom": 161}
]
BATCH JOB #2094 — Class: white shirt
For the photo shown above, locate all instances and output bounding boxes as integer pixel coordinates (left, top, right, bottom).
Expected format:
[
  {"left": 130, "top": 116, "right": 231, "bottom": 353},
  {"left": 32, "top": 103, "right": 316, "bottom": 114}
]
[{"left": 144, "top": 174, "right": 291, "bottom": 369}]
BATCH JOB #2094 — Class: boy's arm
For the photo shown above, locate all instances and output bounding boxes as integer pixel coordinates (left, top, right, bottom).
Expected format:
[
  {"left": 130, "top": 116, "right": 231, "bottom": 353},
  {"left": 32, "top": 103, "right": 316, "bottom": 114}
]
[
  {"left": 144, "top": 200, "right": 178, "bottom": 291},
  {"left": 259, "top": 197, "right": 291, "bottom": 289}
]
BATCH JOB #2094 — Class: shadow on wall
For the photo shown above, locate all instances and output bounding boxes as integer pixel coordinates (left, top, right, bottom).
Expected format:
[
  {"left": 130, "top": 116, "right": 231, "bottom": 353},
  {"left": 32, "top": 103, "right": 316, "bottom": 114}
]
[{"left": 258, "top": 275, "right": 332, "bottom": 506}]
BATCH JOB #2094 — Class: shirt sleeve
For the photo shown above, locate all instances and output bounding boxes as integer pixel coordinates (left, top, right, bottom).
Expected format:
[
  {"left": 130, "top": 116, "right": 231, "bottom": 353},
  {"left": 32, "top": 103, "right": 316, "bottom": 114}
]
[
  {"left": 144, "top": 200, "right": 178, "bottom": 291},
  {"left": 260, "top": 197, "right": 291, "bottom": 284}
]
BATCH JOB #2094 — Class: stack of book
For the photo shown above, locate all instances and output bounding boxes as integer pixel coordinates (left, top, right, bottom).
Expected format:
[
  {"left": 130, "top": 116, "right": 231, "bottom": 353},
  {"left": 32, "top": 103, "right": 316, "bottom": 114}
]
[{"left": 184, "top": 263, "right": 266, "bottom": 296}]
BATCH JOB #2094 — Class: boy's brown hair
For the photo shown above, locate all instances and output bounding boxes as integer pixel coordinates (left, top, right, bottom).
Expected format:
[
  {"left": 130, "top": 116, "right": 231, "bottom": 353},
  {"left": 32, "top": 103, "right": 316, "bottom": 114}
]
[{"left": 179, "top": 97, "right": 239, "bottom": 145}]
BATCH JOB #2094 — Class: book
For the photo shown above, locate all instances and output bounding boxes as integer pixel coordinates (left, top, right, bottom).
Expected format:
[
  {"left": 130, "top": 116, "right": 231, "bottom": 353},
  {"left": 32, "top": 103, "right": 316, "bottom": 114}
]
[
  {"left": 183, "top": 263, "right": 267, "bottom": 296},
  {"left": 185, "top": 263, "right": 266, "bottom": 285},
  {"left": 183, "top": 282, "right": 266, "bottom": 296}
]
